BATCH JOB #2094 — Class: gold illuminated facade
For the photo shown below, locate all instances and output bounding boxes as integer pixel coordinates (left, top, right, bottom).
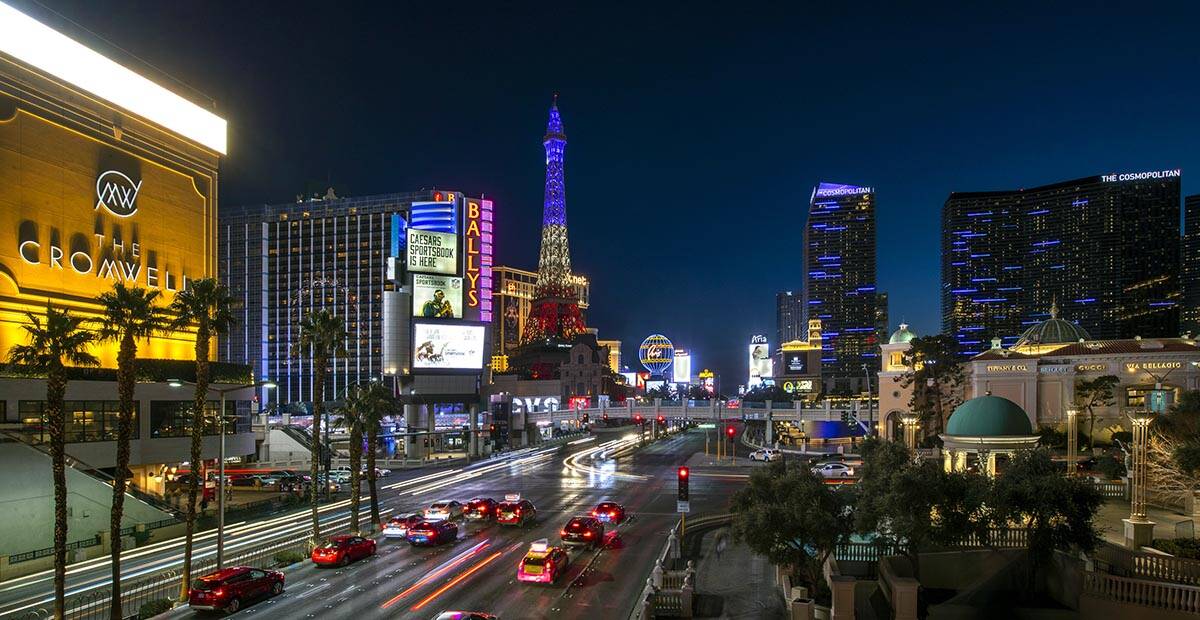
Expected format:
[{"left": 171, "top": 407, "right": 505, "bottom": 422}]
[
  {"left": 491, "top": 265, "right": 589, "bottom": 357},
  {"left": 0, "top": 50, "right": 218, "bottom": 367}
]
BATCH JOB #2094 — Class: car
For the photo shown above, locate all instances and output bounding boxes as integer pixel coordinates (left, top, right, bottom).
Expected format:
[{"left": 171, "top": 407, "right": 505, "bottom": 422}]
[
  {"left": 331, "top": 470, "right": 353, "bottom": 484},
  {"left": 812, "top": 462, "right": 855, "bottom": 478},
  {"left": 496, "top": 494, "right": 536, "bottom": 526},
  {"left": 383, "top": 513, "right": 423, "bottom": 538},
  {"left": 590, "top": 501, "right": 627, "bottom": 525},
  {"left": 424, "top": 500, "right": 464, "bottom": 521},
  {"left": 749, "top": 448, "right": 782, "bottom": 462},
  {"left": 560, "top": 516, "right": 604, "bottom": 548},
  {"left": 433, "top": 612, "right": 498, "bottom": 620},
  {"left": 407, "top": 519, "right": 458, "bottom": 546},
  {"left": 517, "top": 539, "right": 570, "bottom": 584},
  {"left": 311, "top": 535, "right": 376, "bottom": 567},
  {"left": 188, "top": 566, "right": 284, "bottom": 614},
  {"left": 465, "top": 497, "right": 497, "bottom": 521},
  {"left": 373, "top": 466, "right": 392, "bottom": 478}
]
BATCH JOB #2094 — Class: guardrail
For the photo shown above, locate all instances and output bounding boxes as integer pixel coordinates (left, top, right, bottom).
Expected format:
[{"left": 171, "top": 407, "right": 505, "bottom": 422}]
[
  {"left": 1089, "top": 480, "right": 1126, "bottom": 499},
  {"left": 1083, "top": 570, "right": 1200, "bottom": 614},
  {"left": 1096, "top": 542, "right": 1200, "bottom": 586},
  {"left": 8, "top": 537, "right": 101, "bottom": 565},
  {"left": 629, "top": 513, "right": 731, "bottom": 620}
]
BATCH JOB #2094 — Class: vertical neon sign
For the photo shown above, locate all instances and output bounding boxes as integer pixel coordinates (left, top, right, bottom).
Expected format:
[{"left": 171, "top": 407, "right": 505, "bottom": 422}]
[{"left": 465, "top": 198, "right": 494, "bottom": 321}]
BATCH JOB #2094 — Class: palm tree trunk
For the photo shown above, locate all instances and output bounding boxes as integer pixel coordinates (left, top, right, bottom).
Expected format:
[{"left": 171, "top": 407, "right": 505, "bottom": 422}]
[
  {"left": 48, "top": 370, "right": 68, "bottom": 619},
  {"left": 1087, "top": 407, "right": 1096, "bottom": 453},
  {"left": 367, "top": 426, "right": 380, "bottom": 533},
  {"left": 181, "top": 326, "right": 209, "bottom": 600},
  {"left": 110, "top": 334, "right": 136, "bottom": 619},
  {"left": 310, "top": 357, "right": 326, "bottom": 548},
  {"left": 349, "top": 425, "right": 362, "bottom": 534}
]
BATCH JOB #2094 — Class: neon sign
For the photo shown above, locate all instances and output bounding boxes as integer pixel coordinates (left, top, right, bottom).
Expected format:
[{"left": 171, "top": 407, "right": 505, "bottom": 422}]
[
  {"left": 464, "top": 198, "right": 494, "bottom": 321},
  {"left": 1100, "top": 169, "right": 1180, "bottom": 183}
]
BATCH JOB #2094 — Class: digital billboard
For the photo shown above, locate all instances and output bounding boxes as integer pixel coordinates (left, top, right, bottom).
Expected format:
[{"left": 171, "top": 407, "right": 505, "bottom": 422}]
[
  {"left": 782, "top": 351, "right": 808, "bottom": 375},
  {"left": 748, "top": 335, "right": 771, "bottom": 387},
  {"left": 412, "top": 274, "right": 463, "bottom": 318},
  {"left": 407, "top": 229, "right": 458, "bottom": 275},
  {"left": 673, "top": 350, "right": 691, "bottom": 383},
  {"left": 412, "top": 321, "right": 486, "bottom": 371}
]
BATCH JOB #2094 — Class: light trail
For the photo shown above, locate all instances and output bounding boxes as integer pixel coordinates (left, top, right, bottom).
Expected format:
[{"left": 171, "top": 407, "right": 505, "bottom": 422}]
[
  {"left": 409, "top": 548, "right": 507, "bottom": 612},
  {"left": 379, "top": 540, "right": 490, "bottom": 609},
  {"left": 562, "top": 437, "right": 649, "bottom": 481}
]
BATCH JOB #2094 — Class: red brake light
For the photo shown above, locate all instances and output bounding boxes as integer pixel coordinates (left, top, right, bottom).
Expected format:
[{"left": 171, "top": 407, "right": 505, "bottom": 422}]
[
  {"left": 213, "top": 588, "right": 225, "bottom": 597},
  {"left": 560, "top": 529, "right": 568, "bottom": 536},
  {"left": 590, "top": 510, "right": 597, "bottom": 516},
  {"left": 584, "top": 531, "right": 593, "bottom": 537}
]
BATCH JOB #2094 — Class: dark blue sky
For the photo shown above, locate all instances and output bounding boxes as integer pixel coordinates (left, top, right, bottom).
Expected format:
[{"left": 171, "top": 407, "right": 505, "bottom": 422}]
[{"left": 28, "top": 1, "right": 1200, "bottom": 384}]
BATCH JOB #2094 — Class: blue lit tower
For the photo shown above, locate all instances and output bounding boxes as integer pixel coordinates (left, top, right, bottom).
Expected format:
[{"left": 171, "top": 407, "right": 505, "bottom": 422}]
[
  {"left": 523, "top": 95, "right": 586, "bottom": 343},
  {"left": 803, "top": 182, "right": 886, "bottom": 393}
]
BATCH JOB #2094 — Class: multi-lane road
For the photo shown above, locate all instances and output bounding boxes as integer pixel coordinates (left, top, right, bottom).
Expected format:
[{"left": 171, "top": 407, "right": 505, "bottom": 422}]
[{"left": 1, "top": 428, "right": 746, "bottom": 620}]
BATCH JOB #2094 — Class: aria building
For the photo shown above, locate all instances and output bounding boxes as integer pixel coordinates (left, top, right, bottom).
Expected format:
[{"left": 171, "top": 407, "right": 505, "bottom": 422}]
[
  {"left": 942, "top": 170, "right": 1182, "bottom": 357},
  {"left": 776, "top": 290, "right": 804, "bottom": 347},
  {"left": 803, "top": 182, "right": 887, "bottom": 393},
  {"left": 1183, "top": 194, "right": 1200, "bottom": 335},
  {"left": 220, "top": 190, "right": 494, "bottom": 407}
]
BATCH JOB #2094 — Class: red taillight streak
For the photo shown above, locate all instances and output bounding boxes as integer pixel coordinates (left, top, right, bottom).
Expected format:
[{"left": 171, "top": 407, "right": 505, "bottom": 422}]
[
  {"left": 584, "top": 531, "right": 593, "bottom": 538},
  {"left": 410, "top": 550, "right": 503, "bottom": 612},
  {"left": 381, "top": 542, "right": 488, "bottom": 609}
]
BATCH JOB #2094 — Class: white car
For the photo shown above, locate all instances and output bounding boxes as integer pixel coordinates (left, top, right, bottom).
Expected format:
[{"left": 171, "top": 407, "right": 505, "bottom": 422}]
[
  {"left": 373, "top": 467, "right": 392, "bottom": 478},
  {"left": 383, "top": 513, "right": 421, "bottom": 538},
  {"left": 749, "top": 449, "right": 782, "bottom": 462},
  {"left": 812, "top": 462, "right": 855, "bottom": 478},
  {"left": 424, "top": 500, "right": 464, "bottom": 521}
]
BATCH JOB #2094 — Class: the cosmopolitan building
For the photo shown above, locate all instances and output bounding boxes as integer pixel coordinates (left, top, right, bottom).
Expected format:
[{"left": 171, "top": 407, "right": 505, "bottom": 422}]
[
  {"left": 220, "top": 191, "right": 494, "bottom": 408},
  {"left": 942, "top": 170, "right": 1182, "bottom": 356},
  {"left": 1183, "top": 194, "right": 1200, "bottom": 335},
  {"left": 803, "top": 182, "right": 887, "bottom": 392}
]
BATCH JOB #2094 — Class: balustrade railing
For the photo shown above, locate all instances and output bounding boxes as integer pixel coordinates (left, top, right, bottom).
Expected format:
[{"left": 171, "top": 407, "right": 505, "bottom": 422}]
[{"left": 1084, "top": 571, "right": 1200, "bottom": 614}]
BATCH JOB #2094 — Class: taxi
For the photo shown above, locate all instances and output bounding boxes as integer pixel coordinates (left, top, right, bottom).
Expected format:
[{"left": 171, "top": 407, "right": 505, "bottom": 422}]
[
  {"left": 496, "top": 493, "right": 536, "bottom": 527},
  {"left": 516, "top": 539, "right": 570, "bottom": 584}
]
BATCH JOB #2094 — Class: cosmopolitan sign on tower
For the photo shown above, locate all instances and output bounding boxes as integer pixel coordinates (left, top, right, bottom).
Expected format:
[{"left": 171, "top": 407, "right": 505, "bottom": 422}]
[{"left": 1100, "top": 169, "right": 1181, "bottom": 183}]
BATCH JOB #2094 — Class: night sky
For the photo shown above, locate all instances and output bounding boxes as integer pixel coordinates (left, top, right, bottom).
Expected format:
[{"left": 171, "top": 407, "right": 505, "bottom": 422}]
[{"left": 21, "top": 1, "right": 1200, "bottom": 385}]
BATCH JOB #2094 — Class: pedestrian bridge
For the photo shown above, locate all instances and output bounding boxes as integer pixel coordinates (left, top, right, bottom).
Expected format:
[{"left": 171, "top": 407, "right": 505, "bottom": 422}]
[{"left": 524, "top": 400, "right": 870, "bottom": 426}]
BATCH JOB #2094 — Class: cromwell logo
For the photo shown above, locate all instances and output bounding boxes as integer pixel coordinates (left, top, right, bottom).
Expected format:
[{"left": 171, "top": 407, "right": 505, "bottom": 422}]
[{"left": 95, "top": 170, "right": 142, "bottom": 217}]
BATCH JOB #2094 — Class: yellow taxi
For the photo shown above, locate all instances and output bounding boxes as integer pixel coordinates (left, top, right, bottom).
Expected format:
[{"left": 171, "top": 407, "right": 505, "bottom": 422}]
[{"left": 516, "top": 539, "right": 570, "bottom": 584}]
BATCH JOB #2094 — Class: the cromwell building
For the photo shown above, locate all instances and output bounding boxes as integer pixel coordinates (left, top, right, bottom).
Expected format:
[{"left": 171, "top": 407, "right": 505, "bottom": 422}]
[
  {"left": 0, "top": 3, "right": 253, "bottom": 555},
  {"left": 943, "top": 170, "right": 1182, "bottom": 356}
]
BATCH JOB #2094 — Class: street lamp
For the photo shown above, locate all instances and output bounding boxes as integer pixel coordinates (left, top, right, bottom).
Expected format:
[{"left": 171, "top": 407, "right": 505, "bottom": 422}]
[
  {"left": 900, "top": 412, "right": 920, "bottom": 454},
  {"left": 1124, "top": 407, "right": 1155, "bottom": 549},
  {"left": 169, "top": 378, "right": 276, "bottom": 568},
  {"left": 1065, "top": 408, "right": 1079, "bottom": 478}
]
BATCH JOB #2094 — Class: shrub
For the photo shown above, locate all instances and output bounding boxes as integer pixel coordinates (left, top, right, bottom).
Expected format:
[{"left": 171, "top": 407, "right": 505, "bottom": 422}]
[
  {"left": 1095, "top": 455, "right": 1126, "bottom": 480},
  {"left": 138, "top": 598, "right": 174, "bottom": 618},
  {"left": 1151, "top": 538, "right": 1200, "bottom": 559},
  {"left": 1111, "top": 431, "right": 1133, "bottom": 445},
  {"left": 273, "top": 549, "right": 308, "bottom": 566}
]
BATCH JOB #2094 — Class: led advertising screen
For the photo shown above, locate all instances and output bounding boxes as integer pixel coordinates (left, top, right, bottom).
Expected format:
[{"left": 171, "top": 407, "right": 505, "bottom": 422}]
[
  {"left": 673, "top": 350, "right": 691, "bottom": 383},
  {"left": 412, "top": 321, "right": 486, "bottom": 371},
  {"left": 412, "top": 274, "right": 463, "bottom": 319},
  {"left": 748, "top": 338, "right": 772, "bottom": 387},
  {"left": 782, "top": 351, "right": 808, "bottom": 375},
  {"left": 407, "top": 228, "right": 458, "bottom": 275}
]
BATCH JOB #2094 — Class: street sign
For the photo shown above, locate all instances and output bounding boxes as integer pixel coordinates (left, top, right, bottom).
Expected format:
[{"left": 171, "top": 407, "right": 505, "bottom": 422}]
[
  {"left": 697, "top": 423, "right": 716, "bottom": 429},
  {"left": 677, "top": 500, "right": 690, "bottom": 513}
]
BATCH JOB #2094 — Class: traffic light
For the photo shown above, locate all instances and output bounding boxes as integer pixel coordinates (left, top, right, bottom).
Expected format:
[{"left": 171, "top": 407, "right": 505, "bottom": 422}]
[
  {"left": 677, "top": 466, "right": 689, "bottom": 501},
  {"left": 582, "top": 413, "right": 589, "bottom": 423},
  {"left": 602, "top": 413, "right": 609, "bottom": 422},
  {"left": 634, "top": 414, "right": 644, "bottom": 425},
  {"left": 656, "top": 415, "right": 665, "bottom": 426},
  {"left": 726, "top": 425, "right": 736, "bottom": 439}
]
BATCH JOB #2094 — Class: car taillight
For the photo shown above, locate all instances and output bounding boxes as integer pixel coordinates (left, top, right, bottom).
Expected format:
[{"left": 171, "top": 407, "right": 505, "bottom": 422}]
[
  {"left": 590, "top": 510, "right": 597, "bottom": 516},
  {"left": 213, "top": 588, "right": 225, "bottom": 597},
  {"left": 560, "top": 529, "right": 568, "bottom": 536},
  {"left": 584, "top": 531, "right": 593, "bottom": 537}
]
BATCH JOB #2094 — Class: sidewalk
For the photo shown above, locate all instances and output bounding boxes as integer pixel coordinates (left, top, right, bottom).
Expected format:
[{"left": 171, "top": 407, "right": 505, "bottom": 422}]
[
  {"left": 689, "top": 527, "right": 786, "bottom": 619},
  {"left": 1096, "top": 499, "right": 1195, "bottom": 546}
]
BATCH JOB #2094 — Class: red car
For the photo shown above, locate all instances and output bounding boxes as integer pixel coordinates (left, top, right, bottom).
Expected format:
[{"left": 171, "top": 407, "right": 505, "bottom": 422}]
[
  {"left": 591, "top": 501, "right": 627, "bottom": 524},
  {"left": 188, "top": 566, "right": 284, "bottom": 613},
  {"left": 496, "top": 497, "right": 536, "bottom": 527},
  {"left": 465, "top": 497, "right": 497, "bottom": 521},
  {"left": 560, "top": 516, "right": 604, "bottom": 548},
  {"left": 311, "top": 535, "right": 376, "bottom": 567}
]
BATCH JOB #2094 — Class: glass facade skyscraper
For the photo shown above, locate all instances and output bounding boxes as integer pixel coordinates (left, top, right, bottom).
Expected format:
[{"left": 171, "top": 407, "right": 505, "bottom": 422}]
[
  {"left": 776, "top": 290, "right": 804, "bottom": 345},
  {"left": 803, "top": 182, "right": 886, "bottom": 390},
  {"left": 942, "top": 170, "right": 1182, "bottom": 356},
  {"left": 1183, "top": 194, "right": 1200, "bottom": 336}
]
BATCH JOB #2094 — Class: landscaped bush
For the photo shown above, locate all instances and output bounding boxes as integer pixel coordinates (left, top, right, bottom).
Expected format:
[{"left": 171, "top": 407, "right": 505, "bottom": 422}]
[
  {"left": 1095, "top": 455, "right": 1126, "bottom": 480},
  {"left": 1151, "top": 538, "right": 1200, "bottom": 559},
  {"left": 273, "top": 549, "right": 308, "bottom": 566},
  {"left": 1110, "top": 431, "right": 1132, "bottom": 445},
  {"left": 138, "top": 598, "right": 174, "bottom": 618}
]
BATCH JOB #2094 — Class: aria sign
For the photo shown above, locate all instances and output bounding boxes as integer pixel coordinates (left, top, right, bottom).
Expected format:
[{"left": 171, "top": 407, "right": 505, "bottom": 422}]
[{"left": 94, "top": 170, "right": 142, "bottom": 217}]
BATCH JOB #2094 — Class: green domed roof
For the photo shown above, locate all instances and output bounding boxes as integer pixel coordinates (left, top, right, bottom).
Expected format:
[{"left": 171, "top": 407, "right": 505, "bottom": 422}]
[
  {"left": 889, "top": 323, "right": 916, "bottom": 344},
  {"left": 946, "top": 395, "right": 1033, "bottom": 437},
  {"left": 1013, "top": 301, "right": 1090, "bottom": 348}
]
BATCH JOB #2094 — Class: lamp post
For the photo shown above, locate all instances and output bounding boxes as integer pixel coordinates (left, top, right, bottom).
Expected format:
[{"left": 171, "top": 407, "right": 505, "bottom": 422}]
[
  {"left": 1123, "top": 407, "right": 1156, "bottom": 549},
  {"left": 169, "top": 379, "right": 276, "bottom": 568},
  {"left": 1066, "top": 408, "right": 1078, "bottom": 478},
  {"left": 901, "top": 413, "right": 920, "bottom": 455}
]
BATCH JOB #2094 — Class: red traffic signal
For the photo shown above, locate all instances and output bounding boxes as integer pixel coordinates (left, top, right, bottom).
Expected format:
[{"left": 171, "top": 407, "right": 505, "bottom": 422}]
[
  {"left": 656, "top": 415, "right": 665, "bottom": 425},
  {"left": 634, "top": 414, "right": 643, "bottom": 424},
  {"left": 726, "top": 425, "right": 736, "bottom": 438},
  {"left": 677, "top": 466, "right": 689, "bottom": 479}
]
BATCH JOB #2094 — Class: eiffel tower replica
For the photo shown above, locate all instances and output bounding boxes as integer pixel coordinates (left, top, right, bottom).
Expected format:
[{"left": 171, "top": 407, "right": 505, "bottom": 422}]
[{"left": 511, "top": 96, "right": 590, "bottom": 377}]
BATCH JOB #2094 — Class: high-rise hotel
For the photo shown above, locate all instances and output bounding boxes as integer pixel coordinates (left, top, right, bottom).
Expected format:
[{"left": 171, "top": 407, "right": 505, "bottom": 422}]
[
  {"left": 803, "top": 182, "right": 887, "bottom": 392},
  {"left": 942, "top": 169, "right": 1182, "bottom": 356}
]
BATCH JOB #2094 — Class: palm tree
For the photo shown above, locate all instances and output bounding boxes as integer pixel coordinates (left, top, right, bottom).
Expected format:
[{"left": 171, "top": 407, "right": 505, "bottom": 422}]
[
  {"left": 7, "top": 306, "right": 98, "bottom": 619},
  {"left": 333, "top": 385, "right": 368, "bottom": 534},
  {"left": 97, "top": 283, "right": 165, "bottom": 619},
  {"left": 297, "top": 310, "right": 347, "bottom": 547},
  {"left": 169, "top": 278, "right": 236, "bottom": 598},
  {"left": 360, "top": 382, "right": 396, "bottom": 532}
]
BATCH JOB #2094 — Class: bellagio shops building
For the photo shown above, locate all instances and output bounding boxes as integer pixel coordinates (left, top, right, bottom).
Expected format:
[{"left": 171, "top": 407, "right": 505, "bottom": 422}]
[{"left": 0, "top": 2, "right": 255, "bottom": 563}]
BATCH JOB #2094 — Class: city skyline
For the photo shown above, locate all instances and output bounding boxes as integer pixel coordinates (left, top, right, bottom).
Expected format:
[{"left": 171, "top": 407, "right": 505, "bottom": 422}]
[{"left": 18, "top": 0, "right": 1200, "bottom": 383}]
